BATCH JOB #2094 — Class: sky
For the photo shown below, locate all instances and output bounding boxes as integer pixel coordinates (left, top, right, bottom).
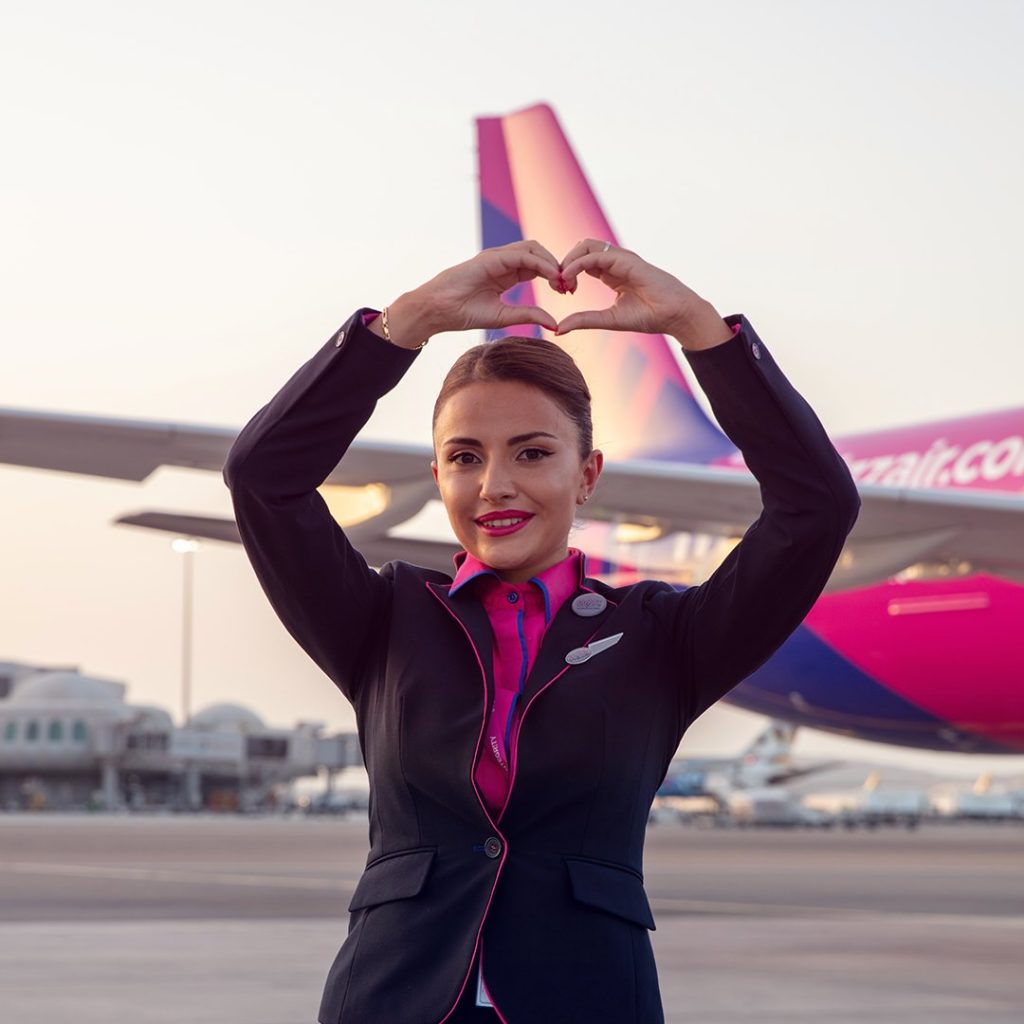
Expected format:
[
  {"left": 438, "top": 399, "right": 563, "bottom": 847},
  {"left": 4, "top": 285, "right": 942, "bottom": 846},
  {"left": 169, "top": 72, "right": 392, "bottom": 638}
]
[{"left": 2, "top": 0, "right": 1023, "bottom": 779}]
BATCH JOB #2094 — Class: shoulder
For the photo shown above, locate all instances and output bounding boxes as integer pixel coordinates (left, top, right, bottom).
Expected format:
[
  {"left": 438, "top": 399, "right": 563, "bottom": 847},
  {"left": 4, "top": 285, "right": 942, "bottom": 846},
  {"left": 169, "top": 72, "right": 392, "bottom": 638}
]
[
  {"left": 378, "top": 559, "right": 454, "bottom": 589},
  {"left": 584, "top": 575, "right": 692, "bottom": 608}
]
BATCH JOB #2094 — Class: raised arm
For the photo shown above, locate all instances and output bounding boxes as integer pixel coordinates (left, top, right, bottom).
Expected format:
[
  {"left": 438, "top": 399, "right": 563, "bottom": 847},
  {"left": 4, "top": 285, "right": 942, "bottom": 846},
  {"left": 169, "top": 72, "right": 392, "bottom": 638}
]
[
  {"left": 222, "top": 241, "right": 564, "bottom": 705},
  {"left": 222, "top": 311, "right": 422, "bottom": 705},
  {"left": 668, "top": 315, "right": 860, "bottom": 729},
  {"left": 557, "top": 239, "right": 860, "bottom": 732}
]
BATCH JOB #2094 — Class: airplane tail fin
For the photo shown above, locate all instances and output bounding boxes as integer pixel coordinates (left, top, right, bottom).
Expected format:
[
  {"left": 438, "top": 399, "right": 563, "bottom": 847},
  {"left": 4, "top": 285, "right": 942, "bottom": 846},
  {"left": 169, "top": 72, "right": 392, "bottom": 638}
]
[
  {"left": 737, "top": 719, "right": 796, "bottom": 776},
  {"left": 475, "top": 103, "right": 736, "bottom": 465},
  {"left": 723, "top": 719, "right": 797, "bottom": 788},
  {"left": 739, "top": 720, "right": 799, "bottom": 764}
]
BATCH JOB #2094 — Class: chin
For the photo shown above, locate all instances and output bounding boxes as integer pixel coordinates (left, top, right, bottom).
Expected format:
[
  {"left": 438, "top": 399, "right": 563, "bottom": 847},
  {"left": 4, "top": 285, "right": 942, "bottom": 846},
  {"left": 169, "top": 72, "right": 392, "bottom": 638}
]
[
  {"left": 471, "top": 538, "right": 536, "bottom": 571},
  {"left": 477, "top": 543, "right": 530, "bottom": 567}
]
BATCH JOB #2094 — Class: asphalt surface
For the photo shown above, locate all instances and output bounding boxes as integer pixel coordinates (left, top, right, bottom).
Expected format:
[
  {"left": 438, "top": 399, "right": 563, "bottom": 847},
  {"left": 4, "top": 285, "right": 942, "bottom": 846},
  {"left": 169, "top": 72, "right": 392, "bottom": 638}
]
[{"left": 2, "top": 814, "right": 1022, "bottom": 1022}]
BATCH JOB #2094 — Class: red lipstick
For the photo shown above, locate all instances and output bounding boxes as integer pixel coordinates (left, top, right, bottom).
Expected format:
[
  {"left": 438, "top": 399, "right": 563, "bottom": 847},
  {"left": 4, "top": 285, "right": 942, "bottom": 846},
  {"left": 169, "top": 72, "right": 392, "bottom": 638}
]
[{"left": 475, "top": 510, "right": 534, "bottom": 536}]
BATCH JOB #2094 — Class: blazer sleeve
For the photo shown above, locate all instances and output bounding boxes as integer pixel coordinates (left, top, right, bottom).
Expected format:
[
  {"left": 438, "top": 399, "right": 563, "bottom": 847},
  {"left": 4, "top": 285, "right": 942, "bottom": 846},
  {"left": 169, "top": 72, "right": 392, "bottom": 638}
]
[
  {"left": 222, "top": 308, "right": 421, "bottom": 705},
  {"left": 647, "top": 313, "right": 861, "bottom": 735}
]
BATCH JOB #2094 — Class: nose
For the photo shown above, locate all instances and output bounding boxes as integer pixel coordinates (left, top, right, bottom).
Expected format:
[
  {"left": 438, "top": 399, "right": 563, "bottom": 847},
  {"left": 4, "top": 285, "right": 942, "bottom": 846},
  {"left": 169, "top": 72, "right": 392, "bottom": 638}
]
[{"left": 479, "top": 459, "right": 517, "bottom": 503}]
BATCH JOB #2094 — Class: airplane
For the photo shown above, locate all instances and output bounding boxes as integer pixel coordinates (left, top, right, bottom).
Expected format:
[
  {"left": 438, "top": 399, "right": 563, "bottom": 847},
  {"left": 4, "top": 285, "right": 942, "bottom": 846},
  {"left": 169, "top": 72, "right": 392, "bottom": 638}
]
[
  {"left": 1, "top": 102, "right": 1022, "bottom": 758},
  {"left": 652, "top": 719, "right": 841, "bottom": 826},
  {"left": 657, "top": 719, "right": 841, "bottom": 798},
  {"left": 801, "top": 769, "right": 932, "bottom": 829},
  {"left": 717, "top": 787, "right": 836, "bottom": 829},
  {"left": 930, "top": 771, "right": 1024, "bottom": 821}
]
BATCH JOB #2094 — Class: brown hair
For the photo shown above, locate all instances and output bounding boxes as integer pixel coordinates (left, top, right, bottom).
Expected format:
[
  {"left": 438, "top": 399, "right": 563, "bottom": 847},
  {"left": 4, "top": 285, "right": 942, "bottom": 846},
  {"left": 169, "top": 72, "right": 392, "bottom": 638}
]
[{"left": 431, "top": 336, "right": 593, "bottom": 461}]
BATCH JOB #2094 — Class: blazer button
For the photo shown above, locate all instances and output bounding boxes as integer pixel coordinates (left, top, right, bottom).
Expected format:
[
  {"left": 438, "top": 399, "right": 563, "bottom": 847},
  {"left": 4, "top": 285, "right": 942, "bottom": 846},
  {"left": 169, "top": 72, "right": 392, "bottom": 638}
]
[
  {"left": 334, "top": 329, "right": 346, "bottom": 348},
  {"left": 751, "top": 341, "right": 761, "bottom": 360},
  {"left": 483, "top": 835, "right": 503, "bottom": 858}
]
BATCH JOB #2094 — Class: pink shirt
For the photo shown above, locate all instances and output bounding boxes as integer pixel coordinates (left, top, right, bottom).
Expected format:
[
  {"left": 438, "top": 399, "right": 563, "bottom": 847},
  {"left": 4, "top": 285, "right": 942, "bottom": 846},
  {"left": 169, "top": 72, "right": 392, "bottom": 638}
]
[{"left": 450, "top": 546, "right": 586, "bottom": 819}]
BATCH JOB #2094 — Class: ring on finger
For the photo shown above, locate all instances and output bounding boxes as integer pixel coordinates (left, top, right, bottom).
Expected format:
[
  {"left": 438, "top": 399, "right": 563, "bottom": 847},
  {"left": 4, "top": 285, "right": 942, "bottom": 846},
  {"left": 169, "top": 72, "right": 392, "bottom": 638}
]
[{"left": 601, "top": 241, "right": 612, "bottom": 252}]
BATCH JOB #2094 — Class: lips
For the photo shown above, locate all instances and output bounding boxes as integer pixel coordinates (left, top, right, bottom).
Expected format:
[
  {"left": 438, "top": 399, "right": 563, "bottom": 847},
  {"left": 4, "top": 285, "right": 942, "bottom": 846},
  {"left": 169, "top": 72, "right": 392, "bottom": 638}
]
[
  {"left": 475, "top": 511, "right": 535, "bottom": 536},
  {"left": 475, "top": 510, "right": 534, "bottom": 527}
]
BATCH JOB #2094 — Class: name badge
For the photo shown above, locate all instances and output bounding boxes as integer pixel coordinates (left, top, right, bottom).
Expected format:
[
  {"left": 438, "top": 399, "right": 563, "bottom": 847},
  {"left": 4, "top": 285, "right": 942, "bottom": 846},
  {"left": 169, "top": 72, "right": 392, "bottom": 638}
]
[
  {"left": 571, "top": 593, "right": 607, "bottom": 617},
  {"left": 476, "top": 961, "right": 494, "bottom": 1007}
]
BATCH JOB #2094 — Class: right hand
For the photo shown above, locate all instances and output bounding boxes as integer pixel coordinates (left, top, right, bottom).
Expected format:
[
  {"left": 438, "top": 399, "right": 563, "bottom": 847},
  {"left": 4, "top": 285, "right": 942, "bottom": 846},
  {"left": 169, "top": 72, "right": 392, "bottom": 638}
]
[
  {"left": 385, "top": 241, "right": 564, "bottom": 347},
  {"left": 555, "top": 240, "right": 732, "bottom": 350}
]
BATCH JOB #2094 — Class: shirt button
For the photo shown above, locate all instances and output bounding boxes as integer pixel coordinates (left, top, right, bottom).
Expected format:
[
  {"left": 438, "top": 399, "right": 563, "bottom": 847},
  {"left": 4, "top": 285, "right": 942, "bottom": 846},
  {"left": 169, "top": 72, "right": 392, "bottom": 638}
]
[
  {"left": 483, "top": 835, "right": 503, "bottom": 858},
  {"left": 507, "top": 591, "right": 519, "bottom": 604},
  {"left": 751, "top": 341, "right": 761, "bottom": 360},
  {"left": 334, "top": 329, "right": 346, "bottom": 348}
]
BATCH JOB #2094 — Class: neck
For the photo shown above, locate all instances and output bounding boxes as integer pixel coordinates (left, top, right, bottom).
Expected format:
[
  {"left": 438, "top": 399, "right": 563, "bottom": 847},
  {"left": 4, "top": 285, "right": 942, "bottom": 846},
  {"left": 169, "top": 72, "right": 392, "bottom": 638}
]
[{"left": 493, "top": 546, "right": 572, "bottom": 583}]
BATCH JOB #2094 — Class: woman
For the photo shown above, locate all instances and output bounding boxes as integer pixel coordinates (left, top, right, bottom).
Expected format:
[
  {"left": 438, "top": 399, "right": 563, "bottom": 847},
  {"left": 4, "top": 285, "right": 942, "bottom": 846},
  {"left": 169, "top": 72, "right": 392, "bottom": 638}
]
[{"left": 222, "top": 239, "right": 860, "bottom": 1024}]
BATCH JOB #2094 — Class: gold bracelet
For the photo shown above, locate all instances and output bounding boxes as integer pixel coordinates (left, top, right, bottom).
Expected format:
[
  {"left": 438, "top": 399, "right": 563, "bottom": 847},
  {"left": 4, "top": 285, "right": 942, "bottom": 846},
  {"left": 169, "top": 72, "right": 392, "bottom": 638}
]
[{"left": 381, "top": 305, "right": 428, "bottom": 349}]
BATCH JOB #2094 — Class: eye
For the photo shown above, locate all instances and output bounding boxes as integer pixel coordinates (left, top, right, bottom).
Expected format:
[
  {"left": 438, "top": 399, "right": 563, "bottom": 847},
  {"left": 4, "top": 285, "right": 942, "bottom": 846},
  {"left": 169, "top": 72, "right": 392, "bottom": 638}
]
[
  {"left": 518, "top": 447, "right": 552, "bottom": 461},
  {"left": 447, "top": 451, "right": 479, "bottom": 465}
]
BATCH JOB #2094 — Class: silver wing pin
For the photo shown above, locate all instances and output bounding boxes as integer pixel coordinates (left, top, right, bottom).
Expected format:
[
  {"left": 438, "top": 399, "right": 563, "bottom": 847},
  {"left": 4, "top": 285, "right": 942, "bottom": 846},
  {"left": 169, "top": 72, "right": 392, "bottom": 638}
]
[{"left": 565, "top": 632, "right": 624, "bottom": 666}]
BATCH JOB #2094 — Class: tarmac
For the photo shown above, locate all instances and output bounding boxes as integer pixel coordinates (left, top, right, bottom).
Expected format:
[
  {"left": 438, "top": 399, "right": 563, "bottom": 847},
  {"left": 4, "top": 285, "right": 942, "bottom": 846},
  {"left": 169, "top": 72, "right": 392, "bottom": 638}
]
[{"left": 1, "top": 813, "right": 1022, "bottom": 1023}]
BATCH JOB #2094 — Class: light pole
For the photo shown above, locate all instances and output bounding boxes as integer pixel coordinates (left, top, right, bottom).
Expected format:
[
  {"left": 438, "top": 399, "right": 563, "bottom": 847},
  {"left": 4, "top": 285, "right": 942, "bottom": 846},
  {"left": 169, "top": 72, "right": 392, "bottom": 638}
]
[{"left": 171, "top": 537, "right": 200, "bottom": 727}]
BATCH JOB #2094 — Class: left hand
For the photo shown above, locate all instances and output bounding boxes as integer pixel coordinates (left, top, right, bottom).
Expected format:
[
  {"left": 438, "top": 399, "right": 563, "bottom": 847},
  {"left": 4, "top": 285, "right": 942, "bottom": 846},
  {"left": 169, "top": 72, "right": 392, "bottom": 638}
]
[
  {"left": 376, "top": 240, "right": 562, "bottom": 349},
  {"left": 555, "top": 240, "right": 734, "bottom": 350}
]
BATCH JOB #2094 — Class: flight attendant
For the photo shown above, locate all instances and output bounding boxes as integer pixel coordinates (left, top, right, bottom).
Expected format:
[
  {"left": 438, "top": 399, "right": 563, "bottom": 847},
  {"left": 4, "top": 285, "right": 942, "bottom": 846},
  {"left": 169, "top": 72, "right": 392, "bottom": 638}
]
[{"left": 222, "top": 239, "right": 860, "bottom": 1023}]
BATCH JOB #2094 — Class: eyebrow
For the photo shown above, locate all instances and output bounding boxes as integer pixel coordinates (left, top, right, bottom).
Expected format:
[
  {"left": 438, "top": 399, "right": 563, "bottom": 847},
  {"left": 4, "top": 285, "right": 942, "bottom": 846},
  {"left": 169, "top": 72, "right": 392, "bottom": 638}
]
[{"left": 441, "top": 431, "right": 560, "bottom": 448}]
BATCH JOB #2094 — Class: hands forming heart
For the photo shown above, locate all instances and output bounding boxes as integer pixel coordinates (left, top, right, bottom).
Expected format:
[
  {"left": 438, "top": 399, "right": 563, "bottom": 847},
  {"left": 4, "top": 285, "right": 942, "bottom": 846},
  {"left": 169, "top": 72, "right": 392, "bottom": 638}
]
[{"left": 383, "top": 239, "right": 734, "bottom": 352}]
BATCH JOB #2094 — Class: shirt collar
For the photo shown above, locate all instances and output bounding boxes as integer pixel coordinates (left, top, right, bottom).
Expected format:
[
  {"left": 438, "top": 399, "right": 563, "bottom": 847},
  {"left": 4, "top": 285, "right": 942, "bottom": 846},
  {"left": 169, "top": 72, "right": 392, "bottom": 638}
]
[{"left": 449, "top": 547, "right": 587, "bottom": 625}]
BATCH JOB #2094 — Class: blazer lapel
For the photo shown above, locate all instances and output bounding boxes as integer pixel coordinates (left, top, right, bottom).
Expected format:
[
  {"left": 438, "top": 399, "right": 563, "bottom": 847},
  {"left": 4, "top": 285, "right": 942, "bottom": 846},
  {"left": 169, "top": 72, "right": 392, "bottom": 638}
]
[
  {"left": 520, "top": 583, "right": 619, "bottom": 706},
  {"left": 425, "top": 577, "right": 619, "bottom": 714},
  {"left": 425, "top": 581, "right": 496, "bottom": 714}
]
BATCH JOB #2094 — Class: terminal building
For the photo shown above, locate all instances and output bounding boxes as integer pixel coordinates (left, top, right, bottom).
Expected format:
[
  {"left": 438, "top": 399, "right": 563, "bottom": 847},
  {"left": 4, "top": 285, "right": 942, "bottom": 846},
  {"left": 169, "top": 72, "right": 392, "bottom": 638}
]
[{"left": 0, "top": 659, "right": 361, "bottom": 811}]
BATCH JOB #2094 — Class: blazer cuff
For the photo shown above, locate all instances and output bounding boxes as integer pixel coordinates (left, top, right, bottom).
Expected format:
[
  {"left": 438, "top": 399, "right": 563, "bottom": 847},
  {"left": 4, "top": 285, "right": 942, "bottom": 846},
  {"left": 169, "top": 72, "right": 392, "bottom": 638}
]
[
  {"left": 326, "top": 306, "right": 423, "bottom": 389},
  {"left": 679, "top": 314, "right": 753, "bottom": 375}
]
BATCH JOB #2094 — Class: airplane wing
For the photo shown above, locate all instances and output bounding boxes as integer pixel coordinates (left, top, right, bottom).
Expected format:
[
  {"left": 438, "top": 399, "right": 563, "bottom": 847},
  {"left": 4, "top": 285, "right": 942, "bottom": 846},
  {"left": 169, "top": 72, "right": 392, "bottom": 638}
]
[
  {"left": 592, "top": 457, "right": 1024, "bottom": 588},
  {"left": 2, "top": 404, "right": 1023, "bottom": 587},
  {"left": 0, "top": 405, "right": 430, "bottom": 484}
]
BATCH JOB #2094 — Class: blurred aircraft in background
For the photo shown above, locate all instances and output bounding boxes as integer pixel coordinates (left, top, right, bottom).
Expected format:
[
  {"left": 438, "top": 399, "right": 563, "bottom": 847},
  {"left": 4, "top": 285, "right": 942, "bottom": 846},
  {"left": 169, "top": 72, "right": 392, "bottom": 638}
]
[{"left": 657, "top": 720, "right": 839, "bottom": 798}]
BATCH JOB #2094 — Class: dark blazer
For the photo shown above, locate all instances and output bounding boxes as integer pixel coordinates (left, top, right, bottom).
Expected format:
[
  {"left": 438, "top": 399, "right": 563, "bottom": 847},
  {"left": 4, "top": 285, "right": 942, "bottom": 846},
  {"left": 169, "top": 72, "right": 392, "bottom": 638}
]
[{"left": 222, "top": 307, "right": 860, "bottom": 1024}]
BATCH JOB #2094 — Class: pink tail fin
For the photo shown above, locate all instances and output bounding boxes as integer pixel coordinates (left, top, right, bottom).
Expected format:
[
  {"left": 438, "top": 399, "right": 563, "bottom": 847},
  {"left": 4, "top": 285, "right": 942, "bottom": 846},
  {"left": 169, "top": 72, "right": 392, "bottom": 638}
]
[{"left": 475, "top": 103, "right": 734, "bottom": 465}]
